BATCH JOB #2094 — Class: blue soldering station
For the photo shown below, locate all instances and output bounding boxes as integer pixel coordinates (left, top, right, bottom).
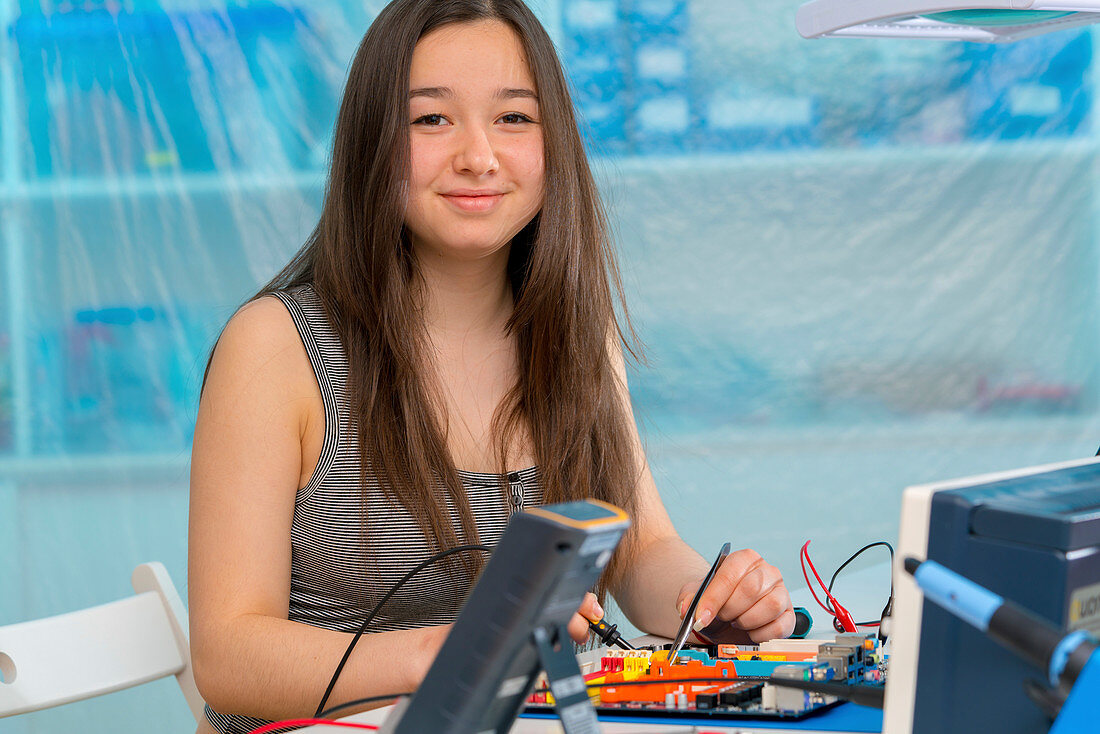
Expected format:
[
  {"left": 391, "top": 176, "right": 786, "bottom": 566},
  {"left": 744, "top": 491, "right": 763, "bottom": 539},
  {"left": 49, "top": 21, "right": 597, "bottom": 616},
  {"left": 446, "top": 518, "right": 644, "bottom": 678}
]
[{"left": 904, "top": 558, "right": 1100, "bottom": 733}]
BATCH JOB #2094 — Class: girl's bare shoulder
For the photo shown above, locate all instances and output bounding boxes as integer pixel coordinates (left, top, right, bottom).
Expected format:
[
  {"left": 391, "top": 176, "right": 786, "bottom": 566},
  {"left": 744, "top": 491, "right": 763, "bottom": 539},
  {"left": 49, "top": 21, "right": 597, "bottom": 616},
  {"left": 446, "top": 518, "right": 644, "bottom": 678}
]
[
  {"left": 222, "top": 295, "right": 300, "bottom": 352},
  {"left": 204, "top": 295, "right": 315, "bottom": 405}
]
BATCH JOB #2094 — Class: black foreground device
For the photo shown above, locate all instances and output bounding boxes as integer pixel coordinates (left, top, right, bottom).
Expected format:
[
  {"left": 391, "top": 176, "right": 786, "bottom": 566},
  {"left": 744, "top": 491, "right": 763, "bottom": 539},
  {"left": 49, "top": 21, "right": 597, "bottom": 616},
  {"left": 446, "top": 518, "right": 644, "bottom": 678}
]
[{"left": 380, "top": 499, "right": 630, "bottom": 734}]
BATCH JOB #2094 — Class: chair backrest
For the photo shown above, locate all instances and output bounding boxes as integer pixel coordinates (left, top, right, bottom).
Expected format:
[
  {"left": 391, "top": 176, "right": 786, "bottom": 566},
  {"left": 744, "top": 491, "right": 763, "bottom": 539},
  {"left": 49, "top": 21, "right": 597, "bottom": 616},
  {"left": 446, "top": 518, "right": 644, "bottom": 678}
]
[{"left": 0, "top": 562, "right": 203, "bottom": 722}]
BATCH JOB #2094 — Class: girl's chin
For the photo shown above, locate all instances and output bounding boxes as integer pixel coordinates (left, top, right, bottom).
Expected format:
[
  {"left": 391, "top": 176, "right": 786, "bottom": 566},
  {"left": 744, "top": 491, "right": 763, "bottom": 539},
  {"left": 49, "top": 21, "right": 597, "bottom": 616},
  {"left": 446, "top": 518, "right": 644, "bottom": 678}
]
[{"left": 412, "top": 231, "right": 519, "bottom": 261}]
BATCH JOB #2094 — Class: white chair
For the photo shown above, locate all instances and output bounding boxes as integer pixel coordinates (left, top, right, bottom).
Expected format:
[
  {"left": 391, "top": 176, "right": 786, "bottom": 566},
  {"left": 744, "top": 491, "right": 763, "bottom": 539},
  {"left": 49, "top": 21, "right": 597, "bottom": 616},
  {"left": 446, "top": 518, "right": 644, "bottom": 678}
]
[{"left": 0, "top": 561, "right": 203, "bottom": 721}]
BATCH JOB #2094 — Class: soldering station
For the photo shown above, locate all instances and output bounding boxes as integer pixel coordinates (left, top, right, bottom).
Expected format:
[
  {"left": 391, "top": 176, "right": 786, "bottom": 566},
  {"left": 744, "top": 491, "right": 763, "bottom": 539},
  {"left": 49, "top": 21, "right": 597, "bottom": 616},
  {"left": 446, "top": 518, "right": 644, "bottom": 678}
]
[{"left": 3, "top": 2, "right": 1100, "bottom": 734}]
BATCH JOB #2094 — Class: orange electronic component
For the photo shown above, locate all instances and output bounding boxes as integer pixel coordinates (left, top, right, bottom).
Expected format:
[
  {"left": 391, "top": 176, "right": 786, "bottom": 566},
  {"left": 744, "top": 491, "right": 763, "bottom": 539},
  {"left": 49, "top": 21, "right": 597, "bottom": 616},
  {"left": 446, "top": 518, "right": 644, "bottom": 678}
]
[
  {"left": 649, "top": 656, "right": 738, "bottom": 679},
  {"left": 600, "top": 676, "right": 729, "bottom": 704},
  {"left": 599, "top": 681, "right": 656, "bottom": 704},
  {"left": 600, "top": 658, "right": 739, "bottom": 704}
]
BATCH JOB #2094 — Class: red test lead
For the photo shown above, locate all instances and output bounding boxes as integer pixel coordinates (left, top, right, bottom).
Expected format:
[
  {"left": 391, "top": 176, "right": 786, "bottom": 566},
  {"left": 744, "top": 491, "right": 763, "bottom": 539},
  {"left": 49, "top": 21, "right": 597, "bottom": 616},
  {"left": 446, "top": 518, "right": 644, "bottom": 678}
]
[{"left": 800, "top": 540, "right": 858, "bottom": 633}]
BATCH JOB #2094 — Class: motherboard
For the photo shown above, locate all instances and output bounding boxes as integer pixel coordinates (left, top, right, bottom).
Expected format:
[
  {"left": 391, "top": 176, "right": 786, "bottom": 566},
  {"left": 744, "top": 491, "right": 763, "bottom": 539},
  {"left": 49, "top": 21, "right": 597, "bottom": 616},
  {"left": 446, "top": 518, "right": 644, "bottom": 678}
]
[{"left": 525, "top": 632, "right": 886, "bottom": 722}]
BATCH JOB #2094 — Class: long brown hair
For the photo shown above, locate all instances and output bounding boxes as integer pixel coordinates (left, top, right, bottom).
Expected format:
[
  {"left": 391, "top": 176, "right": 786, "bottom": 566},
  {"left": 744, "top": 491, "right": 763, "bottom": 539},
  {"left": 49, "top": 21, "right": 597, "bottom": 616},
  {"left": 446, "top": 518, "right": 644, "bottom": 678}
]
[{"left": 246, "top": 0, "right": 640, "bottom": 597}]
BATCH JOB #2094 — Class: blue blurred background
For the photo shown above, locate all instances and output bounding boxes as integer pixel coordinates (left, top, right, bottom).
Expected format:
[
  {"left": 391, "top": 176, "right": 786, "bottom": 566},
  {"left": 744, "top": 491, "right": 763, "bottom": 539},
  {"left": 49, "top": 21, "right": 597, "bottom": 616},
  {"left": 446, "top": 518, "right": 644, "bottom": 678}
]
[{"left": 3, "top": 0, "right": 1100, "bottom": 730}]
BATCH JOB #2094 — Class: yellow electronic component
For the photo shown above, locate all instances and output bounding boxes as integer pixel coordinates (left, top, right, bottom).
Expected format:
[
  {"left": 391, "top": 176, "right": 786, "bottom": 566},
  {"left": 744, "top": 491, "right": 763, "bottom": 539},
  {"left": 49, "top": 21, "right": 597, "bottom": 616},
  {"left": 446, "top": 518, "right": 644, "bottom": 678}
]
[{"left": 731, "top": 651, "right": 817, "bottom": 662}]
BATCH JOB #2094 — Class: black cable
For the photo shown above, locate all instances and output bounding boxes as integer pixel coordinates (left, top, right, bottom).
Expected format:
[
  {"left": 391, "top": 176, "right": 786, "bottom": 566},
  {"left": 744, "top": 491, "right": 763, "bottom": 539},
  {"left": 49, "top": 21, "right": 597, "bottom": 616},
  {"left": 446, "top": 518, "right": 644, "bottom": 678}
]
[
  {"left": 753, "top": 676, "right": 885, "bottom": 709},
  {"left": 319, "top": 693, "right": 412, "bottom": 720},
  {"left": 826, "top": 541, "right": 894, "bottom": 627},
  {"left": 314, "top": 544, "right": 492, "bottom": 717}
]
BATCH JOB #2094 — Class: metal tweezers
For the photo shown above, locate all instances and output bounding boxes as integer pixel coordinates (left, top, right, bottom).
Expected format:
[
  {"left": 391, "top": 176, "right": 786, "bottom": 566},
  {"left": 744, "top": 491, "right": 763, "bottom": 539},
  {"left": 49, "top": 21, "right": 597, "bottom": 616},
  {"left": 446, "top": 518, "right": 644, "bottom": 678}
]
[{"left": 667, "top": 542, "right": 731, "bottom": 664}]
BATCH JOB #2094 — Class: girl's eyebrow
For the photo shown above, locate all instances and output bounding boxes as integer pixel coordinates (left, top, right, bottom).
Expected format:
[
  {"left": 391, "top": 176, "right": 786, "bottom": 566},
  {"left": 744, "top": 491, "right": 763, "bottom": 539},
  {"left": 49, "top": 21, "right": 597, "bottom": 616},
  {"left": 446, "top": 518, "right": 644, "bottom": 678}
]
[
  {"left": 409, "top": 86, "right": 538, "bottom": 101},
  {"left": 497, "top": 87, "right": 538, "bottom": 101}
]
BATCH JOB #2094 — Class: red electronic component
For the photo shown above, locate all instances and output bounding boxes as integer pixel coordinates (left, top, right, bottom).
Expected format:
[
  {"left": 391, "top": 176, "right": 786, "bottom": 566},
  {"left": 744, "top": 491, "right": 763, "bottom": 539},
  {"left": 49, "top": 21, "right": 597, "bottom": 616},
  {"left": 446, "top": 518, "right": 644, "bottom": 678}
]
[{"left": 601, "top": 656, "right": 625, "bottom": 673}]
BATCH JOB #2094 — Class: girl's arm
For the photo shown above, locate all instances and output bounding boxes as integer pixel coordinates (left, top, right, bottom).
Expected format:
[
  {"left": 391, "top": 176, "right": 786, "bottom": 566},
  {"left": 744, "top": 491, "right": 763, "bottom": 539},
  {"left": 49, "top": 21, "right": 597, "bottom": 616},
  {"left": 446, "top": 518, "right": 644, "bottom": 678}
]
[
  {"left": 188, "top": 297, "right": 445, "bottom": 721},
  {"left": 604, "top": 336, "right": 795, "bottom": 643}
]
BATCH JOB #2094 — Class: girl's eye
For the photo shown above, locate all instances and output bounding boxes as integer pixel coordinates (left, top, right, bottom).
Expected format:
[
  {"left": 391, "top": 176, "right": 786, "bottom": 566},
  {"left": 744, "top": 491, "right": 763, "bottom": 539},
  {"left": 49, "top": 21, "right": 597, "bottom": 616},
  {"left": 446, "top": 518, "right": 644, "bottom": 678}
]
[
  {"left": 413, "top": 114, "right": 448, "bottom": 126},
  {"left": 500, "top": 113, "right": 534, "bottom": 124}
]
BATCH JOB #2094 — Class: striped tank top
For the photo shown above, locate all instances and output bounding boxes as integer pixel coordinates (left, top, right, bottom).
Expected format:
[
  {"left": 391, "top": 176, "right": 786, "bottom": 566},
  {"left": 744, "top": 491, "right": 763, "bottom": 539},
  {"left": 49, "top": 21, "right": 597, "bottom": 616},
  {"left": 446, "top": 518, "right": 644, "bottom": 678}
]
[{"left": 205, "top": 284, "right": 543, "bottom": 733}]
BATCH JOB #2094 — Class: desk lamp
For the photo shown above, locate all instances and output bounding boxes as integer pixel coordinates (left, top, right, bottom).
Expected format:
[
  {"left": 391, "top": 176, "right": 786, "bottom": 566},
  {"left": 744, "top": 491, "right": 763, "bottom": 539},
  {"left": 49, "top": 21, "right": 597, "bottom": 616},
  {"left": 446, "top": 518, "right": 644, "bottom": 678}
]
[{"left": 796, "top": 1, "right": 1100, "bottom": 43}]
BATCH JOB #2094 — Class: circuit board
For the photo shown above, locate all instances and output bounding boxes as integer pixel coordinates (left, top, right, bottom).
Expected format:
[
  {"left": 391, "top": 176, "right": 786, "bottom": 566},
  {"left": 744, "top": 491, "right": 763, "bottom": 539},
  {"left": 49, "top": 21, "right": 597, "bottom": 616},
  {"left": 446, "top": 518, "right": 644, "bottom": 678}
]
[{"left": 524, "top": 632, "right": 886, "bottom": 722}]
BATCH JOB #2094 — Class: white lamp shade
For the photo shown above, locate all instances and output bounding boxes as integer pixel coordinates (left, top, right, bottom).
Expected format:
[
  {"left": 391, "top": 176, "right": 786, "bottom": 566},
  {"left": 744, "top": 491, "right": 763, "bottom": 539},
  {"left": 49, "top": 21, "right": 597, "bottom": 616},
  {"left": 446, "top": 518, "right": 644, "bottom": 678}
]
[{"left": 796, "top": 1, "right": 1100, "bottom": 42}]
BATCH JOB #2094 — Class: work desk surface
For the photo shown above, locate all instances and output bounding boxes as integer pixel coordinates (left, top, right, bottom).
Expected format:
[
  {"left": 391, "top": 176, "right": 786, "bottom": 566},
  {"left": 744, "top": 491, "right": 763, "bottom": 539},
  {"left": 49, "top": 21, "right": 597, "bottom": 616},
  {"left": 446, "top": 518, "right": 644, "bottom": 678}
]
[
  {"left": 308, "top": 693, "right": 882, "bottom": 733},
  {"left": 299, "top": 563, "right": 892, "bottom": 733}
]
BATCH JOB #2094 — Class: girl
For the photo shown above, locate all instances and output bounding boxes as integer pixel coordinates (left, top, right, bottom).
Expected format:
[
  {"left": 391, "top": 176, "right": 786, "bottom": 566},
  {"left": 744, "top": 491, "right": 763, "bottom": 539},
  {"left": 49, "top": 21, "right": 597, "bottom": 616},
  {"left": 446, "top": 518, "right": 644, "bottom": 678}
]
[{"left": 188, "top": 1, "right": 793, "bottom": 732}]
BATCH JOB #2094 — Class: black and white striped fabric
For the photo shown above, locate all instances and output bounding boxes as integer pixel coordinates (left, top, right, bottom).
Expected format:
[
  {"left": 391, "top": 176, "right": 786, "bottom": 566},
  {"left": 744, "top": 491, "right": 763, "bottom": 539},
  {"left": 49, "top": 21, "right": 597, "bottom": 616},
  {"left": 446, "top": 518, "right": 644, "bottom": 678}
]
[{"left": 205, "top": 284, "right": 543, "bottom": 734}]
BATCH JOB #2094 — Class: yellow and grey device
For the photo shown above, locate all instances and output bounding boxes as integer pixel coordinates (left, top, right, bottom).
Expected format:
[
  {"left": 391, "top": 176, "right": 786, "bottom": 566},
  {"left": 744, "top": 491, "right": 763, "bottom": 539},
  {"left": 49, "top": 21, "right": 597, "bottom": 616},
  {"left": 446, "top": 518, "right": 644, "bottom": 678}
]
[{"left": 382, "top": 499, "right": 629, "bottom": 734}]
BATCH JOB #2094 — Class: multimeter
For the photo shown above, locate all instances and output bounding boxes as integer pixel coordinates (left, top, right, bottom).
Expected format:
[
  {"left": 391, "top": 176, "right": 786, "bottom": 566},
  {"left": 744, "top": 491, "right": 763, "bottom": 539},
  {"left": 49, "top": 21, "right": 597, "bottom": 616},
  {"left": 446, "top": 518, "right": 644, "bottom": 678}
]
[{"left": 381, "top": 499, "right": 630, "bottom": 734}]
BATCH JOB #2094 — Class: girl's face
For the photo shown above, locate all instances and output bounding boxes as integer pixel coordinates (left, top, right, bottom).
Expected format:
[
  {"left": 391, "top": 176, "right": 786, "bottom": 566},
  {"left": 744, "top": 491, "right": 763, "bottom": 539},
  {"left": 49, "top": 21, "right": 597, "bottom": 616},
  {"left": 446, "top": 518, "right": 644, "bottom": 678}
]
[{"left": 404, "top": 20, "right": 545, "bottom": 264}]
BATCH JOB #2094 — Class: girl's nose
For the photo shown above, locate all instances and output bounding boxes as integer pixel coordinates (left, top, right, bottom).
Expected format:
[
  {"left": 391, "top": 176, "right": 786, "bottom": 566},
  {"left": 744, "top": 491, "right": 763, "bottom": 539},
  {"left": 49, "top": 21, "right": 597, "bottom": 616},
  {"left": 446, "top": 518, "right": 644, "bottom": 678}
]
[{"left": 453, "top": 126, "right": 499, "bottom": 176}]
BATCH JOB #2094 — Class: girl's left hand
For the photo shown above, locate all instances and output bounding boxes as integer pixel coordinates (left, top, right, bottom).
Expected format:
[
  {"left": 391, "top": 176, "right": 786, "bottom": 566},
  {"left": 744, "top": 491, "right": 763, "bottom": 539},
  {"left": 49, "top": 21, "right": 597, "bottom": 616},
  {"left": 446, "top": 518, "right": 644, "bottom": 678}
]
[{"left": 675, "top": 548, "right": 795, "bottom": 644}]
